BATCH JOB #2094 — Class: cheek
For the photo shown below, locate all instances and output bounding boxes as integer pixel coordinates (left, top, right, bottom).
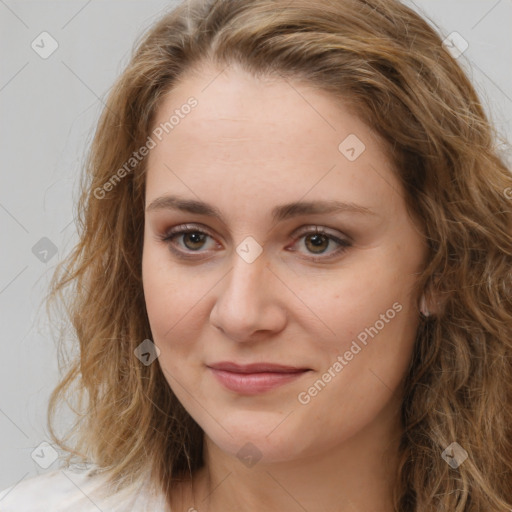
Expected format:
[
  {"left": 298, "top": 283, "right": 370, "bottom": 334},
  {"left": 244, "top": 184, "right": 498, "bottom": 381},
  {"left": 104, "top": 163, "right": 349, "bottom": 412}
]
[
  {"left": 142, "top": 243, "right": 183, "bottom": 312},
  {"left": 297, "top": 294, "right": 416, "bottom": 441},
  {"left": 142, "top": 248, "right": 207, "bottom": 362},
  {"left": 142, "top": 253, "right": 168, "bottom": 330},
  {"left": 318, "top": 271, "right": 396, "bottom": 333},
  {"left": 315, "top": 265, "right": 418, "bottom": 376},
  {"left": 142, "top": 247, "right": 181, "bottom": 342}
]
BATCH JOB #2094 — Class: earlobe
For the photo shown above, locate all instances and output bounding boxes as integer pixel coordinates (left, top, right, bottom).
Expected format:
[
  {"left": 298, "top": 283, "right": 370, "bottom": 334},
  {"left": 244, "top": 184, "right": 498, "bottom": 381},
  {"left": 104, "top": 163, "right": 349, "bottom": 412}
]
[
  {"left": 419, "top": 293, "right": 443, "bottom": 317},
  {"left": 420, "top": 276, "right": 444, "bottom": 317},
  {"left": 419, "top": 294, "right": 430, "bottom": 317}
]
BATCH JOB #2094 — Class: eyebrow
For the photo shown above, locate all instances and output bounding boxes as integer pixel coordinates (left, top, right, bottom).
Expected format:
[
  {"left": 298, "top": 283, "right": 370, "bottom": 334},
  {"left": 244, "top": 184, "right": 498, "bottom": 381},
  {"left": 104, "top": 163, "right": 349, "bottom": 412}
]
[{"left": 146, "top": 194, "right": 378, "bottom": 223}]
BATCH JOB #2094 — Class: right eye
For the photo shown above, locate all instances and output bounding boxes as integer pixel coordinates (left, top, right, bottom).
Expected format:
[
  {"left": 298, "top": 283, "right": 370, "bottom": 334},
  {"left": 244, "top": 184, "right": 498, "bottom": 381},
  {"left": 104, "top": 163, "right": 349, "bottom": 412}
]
[{"left": 159, "top": 224, "right": 219, "bottom": 258}]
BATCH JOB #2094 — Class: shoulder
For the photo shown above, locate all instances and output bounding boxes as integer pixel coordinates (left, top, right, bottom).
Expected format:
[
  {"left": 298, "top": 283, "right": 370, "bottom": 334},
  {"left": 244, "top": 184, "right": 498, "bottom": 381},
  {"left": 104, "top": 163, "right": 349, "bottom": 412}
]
[
  {"left": 0, "top": 465, "right": 168, "bottom": 512},
  {"left": 0, "top": 467, "right": 99, "bottom": 512}
]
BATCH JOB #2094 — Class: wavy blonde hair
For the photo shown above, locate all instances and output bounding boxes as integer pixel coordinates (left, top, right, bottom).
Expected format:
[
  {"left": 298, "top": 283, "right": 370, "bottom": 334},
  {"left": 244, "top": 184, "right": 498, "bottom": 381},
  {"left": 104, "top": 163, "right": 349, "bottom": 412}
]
[{"left": 46, "top": 0, "right": 512, "bottom": 510}]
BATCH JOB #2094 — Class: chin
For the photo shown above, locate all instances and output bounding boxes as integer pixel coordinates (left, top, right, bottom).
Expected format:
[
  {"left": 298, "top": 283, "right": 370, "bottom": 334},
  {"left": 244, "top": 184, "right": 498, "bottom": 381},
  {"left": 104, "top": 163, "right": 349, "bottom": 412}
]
[{"left": 202, "top": 412, "right": 313, "bottom": 465}]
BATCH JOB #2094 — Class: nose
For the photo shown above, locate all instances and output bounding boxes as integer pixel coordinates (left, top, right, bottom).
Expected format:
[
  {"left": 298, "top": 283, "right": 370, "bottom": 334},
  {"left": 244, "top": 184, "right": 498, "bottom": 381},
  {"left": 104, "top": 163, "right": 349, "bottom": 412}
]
[{"left": 209, "top": 248, "right": 287, "bottom": 342}]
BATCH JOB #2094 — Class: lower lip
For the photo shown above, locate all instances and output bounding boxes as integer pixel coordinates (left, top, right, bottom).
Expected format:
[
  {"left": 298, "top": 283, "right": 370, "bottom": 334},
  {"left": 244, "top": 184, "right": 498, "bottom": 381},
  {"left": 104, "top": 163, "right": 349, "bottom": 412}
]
[{"left": 209, "top": 368, "right": 309, "bottom": 395}]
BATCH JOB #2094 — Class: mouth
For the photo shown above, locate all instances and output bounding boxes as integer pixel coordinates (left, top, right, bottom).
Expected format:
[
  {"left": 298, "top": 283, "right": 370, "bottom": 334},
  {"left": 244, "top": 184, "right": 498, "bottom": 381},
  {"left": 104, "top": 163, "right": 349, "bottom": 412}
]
[
  {"left": 207, "top": 361, "right": 311, "bottom": 373},
  {"left": 207, "top": 361, "right": 312, "bottom": 395}
]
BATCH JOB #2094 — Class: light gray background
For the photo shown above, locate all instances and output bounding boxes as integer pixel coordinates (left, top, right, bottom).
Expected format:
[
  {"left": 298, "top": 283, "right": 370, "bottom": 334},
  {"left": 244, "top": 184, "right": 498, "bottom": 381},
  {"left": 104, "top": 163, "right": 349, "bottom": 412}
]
[{"left": 1, "top": 0, "right": 511, "bottom": 491}]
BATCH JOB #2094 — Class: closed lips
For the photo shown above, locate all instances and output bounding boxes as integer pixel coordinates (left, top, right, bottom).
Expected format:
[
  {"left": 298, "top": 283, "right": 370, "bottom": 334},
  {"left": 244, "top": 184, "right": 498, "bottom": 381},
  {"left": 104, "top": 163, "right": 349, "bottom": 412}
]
[{"left": 207, "top": 362, "right": 311, "bottom": 373}]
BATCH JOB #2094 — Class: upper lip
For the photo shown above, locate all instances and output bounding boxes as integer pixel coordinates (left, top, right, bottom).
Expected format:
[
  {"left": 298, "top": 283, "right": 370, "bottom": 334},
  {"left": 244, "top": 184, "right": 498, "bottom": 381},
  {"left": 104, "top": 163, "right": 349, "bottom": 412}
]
[{"left": 207, "top": 361, "right": 310, "bottom": 373}]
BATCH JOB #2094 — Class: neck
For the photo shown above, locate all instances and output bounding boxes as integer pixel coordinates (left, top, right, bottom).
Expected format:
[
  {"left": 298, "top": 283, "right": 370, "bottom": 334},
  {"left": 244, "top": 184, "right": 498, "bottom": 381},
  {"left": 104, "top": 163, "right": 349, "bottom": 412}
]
[{"left": 180, "top": 400, "right": 403, "bottom": 512}]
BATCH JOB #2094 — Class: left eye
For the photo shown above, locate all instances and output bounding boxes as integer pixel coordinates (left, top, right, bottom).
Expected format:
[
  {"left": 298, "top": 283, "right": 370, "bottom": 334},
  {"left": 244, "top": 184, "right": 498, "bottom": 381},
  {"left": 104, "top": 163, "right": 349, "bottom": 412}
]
[
  {"left": 160, "top": 224, "right": 351, "bottom": 260},
  {"left": 291, "top": 227, "right": 351, "bottom": 260}
]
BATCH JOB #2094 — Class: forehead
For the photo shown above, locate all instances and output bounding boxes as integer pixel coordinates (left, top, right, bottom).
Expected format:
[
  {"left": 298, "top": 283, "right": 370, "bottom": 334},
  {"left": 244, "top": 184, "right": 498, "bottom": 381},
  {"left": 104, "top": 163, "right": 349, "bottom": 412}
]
[
  {"left": 150, "top": 63, "right": 372, "bottom": 156},
  {"left": 145, "top": 63, "right": 403, "bottom": 218}
]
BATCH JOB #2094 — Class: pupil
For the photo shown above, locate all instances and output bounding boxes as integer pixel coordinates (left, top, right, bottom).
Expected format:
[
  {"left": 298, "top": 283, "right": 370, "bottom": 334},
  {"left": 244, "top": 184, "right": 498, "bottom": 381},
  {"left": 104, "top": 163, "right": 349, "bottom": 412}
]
[
  {"left": 307, "top": 234, "right": 328, "bottom": 253},
  {"left": 185, "top": 232, "right": 205, "bottom": 249}
]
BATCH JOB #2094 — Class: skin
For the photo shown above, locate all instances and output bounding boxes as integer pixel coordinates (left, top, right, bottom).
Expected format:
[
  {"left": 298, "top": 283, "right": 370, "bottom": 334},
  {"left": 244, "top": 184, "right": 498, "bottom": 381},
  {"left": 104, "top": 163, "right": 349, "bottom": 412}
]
[{"left": 142, "top": 61, "right": 428, "bottom": 512}]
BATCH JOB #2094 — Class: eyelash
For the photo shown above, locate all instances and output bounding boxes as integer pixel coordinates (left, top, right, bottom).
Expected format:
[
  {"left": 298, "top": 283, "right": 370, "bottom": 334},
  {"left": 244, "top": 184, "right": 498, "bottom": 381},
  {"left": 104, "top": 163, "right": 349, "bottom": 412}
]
[{"left": 158, "top": 223, "right": 352, "bottom": 262}]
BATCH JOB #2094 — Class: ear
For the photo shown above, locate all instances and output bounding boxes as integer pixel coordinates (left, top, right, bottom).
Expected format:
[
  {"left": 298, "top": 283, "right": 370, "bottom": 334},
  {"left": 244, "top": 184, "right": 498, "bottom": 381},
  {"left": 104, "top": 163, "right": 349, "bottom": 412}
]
[
  {"left": 419, "top": 294, "right": 430, "bottom": 317},
  {"left": 419, "top": 283, "right": 444, "bottom": 317}
]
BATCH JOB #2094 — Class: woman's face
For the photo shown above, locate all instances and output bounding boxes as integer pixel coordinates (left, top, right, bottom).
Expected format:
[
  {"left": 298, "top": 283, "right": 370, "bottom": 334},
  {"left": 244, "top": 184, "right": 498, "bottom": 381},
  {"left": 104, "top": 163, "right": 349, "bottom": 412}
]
[{"left": 142, "top": 62, "right": 427, "bottom": 464}]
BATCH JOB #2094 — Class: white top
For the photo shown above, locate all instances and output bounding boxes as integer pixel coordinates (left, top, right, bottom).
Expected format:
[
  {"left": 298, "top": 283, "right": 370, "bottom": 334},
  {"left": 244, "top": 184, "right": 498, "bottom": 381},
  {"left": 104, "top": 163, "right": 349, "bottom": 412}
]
[{"left": 0, "top": 466, "right": 168, "bottom": 511}]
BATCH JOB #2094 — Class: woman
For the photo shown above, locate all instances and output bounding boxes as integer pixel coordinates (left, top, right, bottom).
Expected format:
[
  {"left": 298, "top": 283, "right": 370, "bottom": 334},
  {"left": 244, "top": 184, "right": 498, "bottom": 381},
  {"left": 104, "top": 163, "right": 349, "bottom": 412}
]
[{"left": 1, "top": 0, "right": 511, "bottom": 510}]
